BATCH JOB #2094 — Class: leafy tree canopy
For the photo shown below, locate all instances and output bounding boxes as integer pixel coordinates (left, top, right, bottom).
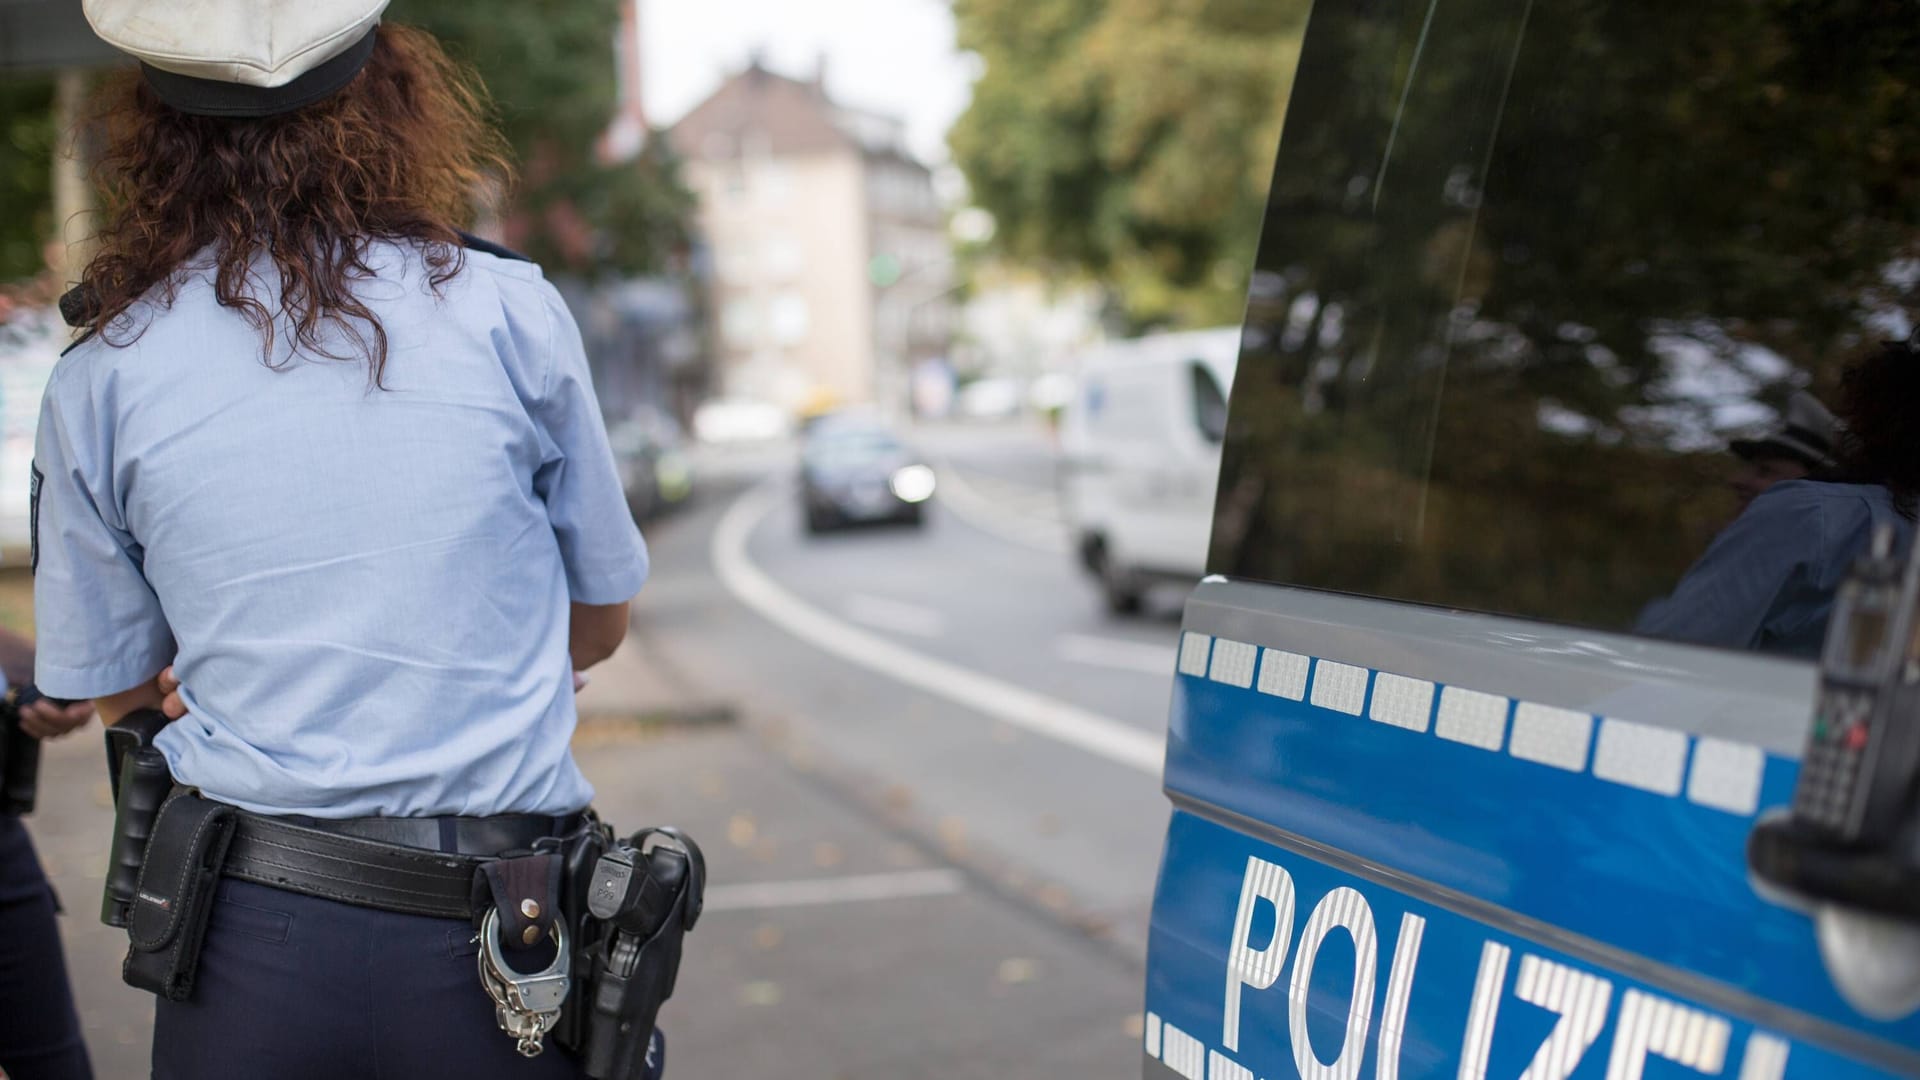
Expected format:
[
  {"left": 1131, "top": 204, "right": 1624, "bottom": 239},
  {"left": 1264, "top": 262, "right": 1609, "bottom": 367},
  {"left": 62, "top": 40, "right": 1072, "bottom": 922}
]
[{"left": 949, "top": 0, "right": 1312, "bottom": 329}]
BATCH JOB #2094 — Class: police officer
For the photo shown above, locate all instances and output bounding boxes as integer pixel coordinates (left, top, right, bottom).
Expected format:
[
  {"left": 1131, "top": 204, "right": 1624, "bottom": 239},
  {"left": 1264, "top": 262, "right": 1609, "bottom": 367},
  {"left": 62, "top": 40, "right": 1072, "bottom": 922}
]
[
  {"left": 34, "top": 4, "right": 651, "bottom": 1076},
  {"left": 0, "top": 625, "right": 95, "bottom": 1080}
]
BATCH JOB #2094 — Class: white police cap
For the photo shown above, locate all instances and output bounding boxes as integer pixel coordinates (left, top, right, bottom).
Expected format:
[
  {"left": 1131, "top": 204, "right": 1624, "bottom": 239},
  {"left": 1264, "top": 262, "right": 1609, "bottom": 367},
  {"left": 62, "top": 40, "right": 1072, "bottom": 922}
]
[{"left": 82, "top": 0, "right": 391, "bottom": 117}]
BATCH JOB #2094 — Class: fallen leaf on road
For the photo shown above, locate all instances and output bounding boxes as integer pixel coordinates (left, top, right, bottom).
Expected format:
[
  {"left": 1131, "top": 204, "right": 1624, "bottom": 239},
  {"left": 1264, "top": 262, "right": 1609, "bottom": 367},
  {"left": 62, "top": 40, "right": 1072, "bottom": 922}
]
[
  {"left": 728, "top": 813, "right": 757, "bottom": 848},
  {"left": 812, "top": 841, "right": 845, "bottom": 868},
  {"left": 996, "top": 957, "right": 1038, "bottom": 985},
  {"left": 738, "top": 980, "right": 783, "bottom": 1006}
]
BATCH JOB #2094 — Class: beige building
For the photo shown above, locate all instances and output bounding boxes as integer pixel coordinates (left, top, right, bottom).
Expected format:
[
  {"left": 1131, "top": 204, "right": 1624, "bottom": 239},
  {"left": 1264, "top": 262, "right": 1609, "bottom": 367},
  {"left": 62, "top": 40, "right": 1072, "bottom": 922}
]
[{"left": 669, "top": 61, "right": 951, "bottom": 413}]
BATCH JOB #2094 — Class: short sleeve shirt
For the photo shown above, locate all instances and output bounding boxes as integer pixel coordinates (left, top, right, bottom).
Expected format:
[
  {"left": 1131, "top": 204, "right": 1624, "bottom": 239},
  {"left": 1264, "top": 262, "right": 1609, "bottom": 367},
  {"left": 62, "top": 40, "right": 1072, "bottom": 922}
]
[{"left": 31, "top": 240, "right": 648, "bottom": 816}]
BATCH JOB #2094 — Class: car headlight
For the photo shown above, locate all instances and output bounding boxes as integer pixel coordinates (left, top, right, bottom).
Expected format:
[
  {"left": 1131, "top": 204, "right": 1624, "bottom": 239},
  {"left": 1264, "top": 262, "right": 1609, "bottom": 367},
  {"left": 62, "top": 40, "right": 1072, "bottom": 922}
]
[{"left": 889, "top": 464, "right": 937, "bottom": 503}]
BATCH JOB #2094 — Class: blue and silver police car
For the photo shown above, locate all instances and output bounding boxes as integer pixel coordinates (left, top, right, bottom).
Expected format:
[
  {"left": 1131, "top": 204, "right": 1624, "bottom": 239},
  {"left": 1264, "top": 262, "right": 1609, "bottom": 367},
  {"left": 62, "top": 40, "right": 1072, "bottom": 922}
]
[{"left": 1142, "top": 3, "right": 1920, "bottom": 1079}]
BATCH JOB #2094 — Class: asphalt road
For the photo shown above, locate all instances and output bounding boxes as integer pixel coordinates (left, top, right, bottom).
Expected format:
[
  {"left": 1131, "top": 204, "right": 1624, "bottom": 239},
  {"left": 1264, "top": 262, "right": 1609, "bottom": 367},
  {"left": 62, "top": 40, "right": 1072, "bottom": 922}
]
[{"left": 640, "top": 421, "right": 1184, "bottom": 962}]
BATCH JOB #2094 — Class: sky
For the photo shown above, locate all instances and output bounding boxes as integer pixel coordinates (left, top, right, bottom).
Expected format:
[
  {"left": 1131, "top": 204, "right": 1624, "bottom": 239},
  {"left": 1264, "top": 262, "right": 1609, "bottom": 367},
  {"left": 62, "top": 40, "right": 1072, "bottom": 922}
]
[{"left": 640, "top": 0, "right": 978, "bottom": 166}]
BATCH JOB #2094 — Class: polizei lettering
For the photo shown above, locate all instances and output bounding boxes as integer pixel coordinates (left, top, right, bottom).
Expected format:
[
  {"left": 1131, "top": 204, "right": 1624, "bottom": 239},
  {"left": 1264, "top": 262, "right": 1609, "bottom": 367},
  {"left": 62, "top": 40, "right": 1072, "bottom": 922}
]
[{"left": 1166, "top": 855, "right": 1797, "bottom": 1080}]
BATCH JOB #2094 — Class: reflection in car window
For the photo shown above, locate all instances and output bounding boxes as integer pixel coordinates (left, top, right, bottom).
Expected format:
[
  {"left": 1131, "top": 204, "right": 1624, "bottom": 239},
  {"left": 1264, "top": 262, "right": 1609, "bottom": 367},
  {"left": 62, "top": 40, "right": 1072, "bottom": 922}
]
[
  {"left": 1209, "top": 0, "right": 1919, "bottom": 648},
  {"left": 1191, "top": 362, "right": 1228, "bottom": 445}
]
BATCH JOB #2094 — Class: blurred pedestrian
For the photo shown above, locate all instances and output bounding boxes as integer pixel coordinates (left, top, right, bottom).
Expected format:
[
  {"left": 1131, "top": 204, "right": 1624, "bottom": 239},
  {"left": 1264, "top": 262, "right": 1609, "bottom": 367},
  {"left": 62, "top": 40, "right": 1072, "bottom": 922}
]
[
  {"left": 1727, "top": 389, "right": 1837, "bottom": 511},
  {"left": 0, "top": 627, "right": 96, "bottom": 1080},
  {"left": 1636, "top": 341, "right": 1918, "bottom": 656},
  {"left": 35, "top": 3, "right": 649, "bottom": 1076}
]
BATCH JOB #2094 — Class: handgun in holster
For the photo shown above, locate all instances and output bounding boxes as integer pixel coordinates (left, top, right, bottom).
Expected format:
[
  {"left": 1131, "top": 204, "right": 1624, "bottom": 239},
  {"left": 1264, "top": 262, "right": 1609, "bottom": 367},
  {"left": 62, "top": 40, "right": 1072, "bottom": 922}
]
[
  {"left": 101, "top": 708, "right": 176, "bottom": 928},
  {"left": 565, "top": 826, "right": 706, "bottom": 1080}
]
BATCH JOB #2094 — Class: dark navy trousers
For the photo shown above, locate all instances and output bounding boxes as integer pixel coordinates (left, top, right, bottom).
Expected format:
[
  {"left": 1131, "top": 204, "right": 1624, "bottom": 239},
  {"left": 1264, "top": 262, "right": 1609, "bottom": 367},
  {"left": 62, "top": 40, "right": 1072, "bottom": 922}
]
[
  {"left": 153, "top": 878, "right": 597, "bottom": 1080},
  {"left": 0, "top": 813, "right": 93, "bottom": 1080}
]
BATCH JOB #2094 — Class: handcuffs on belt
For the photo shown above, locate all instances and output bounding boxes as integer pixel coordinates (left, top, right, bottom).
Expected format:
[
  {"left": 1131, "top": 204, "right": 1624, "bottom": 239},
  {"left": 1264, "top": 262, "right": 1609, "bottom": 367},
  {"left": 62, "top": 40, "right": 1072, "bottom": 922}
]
[
  {"left": 474, "top": 822, "right": 704, "bottom": 1074},
  {"left": 479, "top": 908, "right": 571, "bottom": 1057}
]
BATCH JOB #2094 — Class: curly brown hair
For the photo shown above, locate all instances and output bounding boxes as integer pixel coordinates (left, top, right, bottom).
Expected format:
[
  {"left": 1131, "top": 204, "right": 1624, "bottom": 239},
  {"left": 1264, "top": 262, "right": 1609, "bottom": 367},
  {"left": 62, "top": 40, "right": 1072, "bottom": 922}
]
[
  {"left": 1834, "top": 337, "right": 1920, "bottom": 516},
  {"left": 79, "top": 24, "right": 511, "bottom": 385}
]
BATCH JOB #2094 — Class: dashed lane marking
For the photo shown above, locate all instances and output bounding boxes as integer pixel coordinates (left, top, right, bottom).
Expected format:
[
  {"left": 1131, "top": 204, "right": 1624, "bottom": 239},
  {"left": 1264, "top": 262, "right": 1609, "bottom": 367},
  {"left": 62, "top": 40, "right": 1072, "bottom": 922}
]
[
  {"left": 712, "top": 483, "right": 1163, "bottom": 776},
  {"left": 1055, "top": 633, "right": 1178, "bottom": 676},
  {"left": 703, "top": 869, "right": 966, "bottom": 913},
  {"left": 842, "top": 593, "right": 947, "bottom": 638}
]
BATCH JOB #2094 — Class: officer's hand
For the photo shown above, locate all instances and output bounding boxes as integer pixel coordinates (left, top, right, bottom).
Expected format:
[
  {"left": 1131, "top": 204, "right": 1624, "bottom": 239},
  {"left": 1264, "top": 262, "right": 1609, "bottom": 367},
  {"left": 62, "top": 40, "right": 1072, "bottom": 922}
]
[
  {"left": 158, "top": 666, "right": 188, "bottom": 720},
  {"left": 18, "top": 698, "right": 94, "bottom": 740}
]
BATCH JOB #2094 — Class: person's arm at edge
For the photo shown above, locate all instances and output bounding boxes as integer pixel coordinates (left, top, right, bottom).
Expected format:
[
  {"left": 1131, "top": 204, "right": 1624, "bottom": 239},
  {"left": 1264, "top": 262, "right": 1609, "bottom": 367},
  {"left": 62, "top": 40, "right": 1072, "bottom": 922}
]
[
  {"left": 571, "top": 601, "right": 630, "bottom": 671},
  {"left": 94, "top": 674, "right": 166, "bottom": 726}
]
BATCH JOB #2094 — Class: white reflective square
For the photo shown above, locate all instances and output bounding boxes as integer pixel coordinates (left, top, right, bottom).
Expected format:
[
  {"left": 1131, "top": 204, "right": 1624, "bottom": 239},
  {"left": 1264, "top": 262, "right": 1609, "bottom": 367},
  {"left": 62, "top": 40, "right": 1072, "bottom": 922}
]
[
  {"left": 1687, "top": 737, "right": 1766, "bottom": 816},
  {"left": 1509, "top": 703, "right": 1593, "bottom": 772},
  {"left": 1435, "top": 687, "right": 1508, "bottom": 751},
  {"left": 1160, "top": 1022, "right": 1206, "bottom": 1080},
  {"left": 1256, "top": 649, "right": 1310, "bottom": 701},
  {"left": 1207, "top": 639, "right": 1258, "bottom": 689},
  {"left": 1177, "top": 632, "right": 1211, "bottom": 677},
  {"left": 1309, "top": 660, "right": 1368, "bottom": 716},
  {"left": 1209, "top": 1051, "right": 1255, "bottom": 1080},
  {"left": 1592, "top": 718, "right": 1688, "bottom": 795},
  {"left": 1369, "top": 672, "right": 1435, "bottom": 732},
  {"left": 1144, "top": 1012, "right": 1162, "bottom": 1058}
]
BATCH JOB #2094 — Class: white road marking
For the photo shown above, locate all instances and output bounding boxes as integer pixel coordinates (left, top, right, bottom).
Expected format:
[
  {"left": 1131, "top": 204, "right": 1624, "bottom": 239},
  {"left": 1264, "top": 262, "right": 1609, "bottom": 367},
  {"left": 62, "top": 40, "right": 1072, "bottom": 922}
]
[
  {"left": 842, "top": 593, "right": 946, "bottom": 638},
  {"left": 703, "top": 869, "right": 965, "bottom": 912},
  {"left": 930, "top": 459, "right": 1073, "bottom": 555},
  {"left": 713, "top": 483, "right": 1163, "bottom": 775},
  {"left": 1055, "top": 633, "right": 1177, "bottom": 676}
]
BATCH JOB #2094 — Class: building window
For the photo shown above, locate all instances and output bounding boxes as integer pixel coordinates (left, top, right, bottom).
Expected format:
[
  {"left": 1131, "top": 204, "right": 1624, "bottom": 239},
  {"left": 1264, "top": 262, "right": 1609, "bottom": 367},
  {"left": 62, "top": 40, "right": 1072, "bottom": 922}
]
[
  {"left": 769, "top": 294, "right": 810, "bottom": 346},
  {"left": 717, "top": 244, "right": 753, "bottom": 285},
  {"left": 758, "top": 163, "right": 793, "bottom": 206},
  {"left": 721, "top": 298, "right": 758, "bottom": 348},
  {"left": 764, "top": 234, "right": 803, "bottom": 281}
]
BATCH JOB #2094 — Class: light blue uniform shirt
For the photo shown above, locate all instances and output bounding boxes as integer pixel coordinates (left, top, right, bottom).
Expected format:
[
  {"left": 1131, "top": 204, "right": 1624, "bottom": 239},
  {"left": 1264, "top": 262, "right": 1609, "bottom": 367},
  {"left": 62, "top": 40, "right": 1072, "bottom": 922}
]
[
  {"left": 31, "top": 240, "right": 648, "bottom": 817},
  {"left": 1635, "top": 480, "right": 1911, "bottom": 658}
]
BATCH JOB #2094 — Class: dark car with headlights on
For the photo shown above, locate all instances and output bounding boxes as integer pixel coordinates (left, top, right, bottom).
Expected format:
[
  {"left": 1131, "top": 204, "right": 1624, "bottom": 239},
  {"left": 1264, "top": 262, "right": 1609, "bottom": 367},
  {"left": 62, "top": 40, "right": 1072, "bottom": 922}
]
[{"left": 799, "top": 425, "right": 936, "bottom": 533}]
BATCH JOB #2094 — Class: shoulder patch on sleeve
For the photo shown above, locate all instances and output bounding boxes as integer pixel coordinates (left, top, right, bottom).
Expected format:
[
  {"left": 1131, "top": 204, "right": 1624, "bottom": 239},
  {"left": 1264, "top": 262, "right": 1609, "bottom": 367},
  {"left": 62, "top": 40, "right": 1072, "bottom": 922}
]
[{"left": 30, "top": 463, "right": 43, "bottom": 575}]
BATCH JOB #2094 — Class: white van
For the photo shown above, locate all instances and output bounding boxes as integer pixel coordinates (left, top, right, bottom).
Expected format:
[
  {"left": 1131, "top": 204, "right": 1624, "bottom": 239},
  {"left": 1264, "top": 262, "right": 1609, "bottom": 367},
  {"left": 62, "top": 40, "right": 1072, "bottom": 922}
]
[{"left": 1059, "top": 327, "right": 1238, "bottom": 613}]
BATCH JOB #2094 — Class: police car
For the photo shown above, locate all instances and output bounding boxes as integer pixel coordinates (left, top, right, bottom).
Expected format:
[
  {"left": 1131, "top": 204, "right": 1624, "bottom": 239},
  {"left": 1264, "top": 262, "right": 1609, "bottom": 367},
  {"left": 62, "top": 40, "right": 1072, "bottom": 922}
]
[{"left": 1142, "top": 4, "right": 1920, "bottom": 1079}]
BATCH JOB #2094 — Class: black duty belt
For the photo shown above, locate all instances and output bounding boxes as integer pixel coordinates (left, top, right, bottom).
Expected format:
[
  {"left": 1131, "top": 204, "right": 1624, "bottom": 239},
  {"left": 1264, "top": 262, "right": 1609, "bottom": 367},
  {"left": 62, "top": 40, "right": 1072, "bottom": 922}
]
[{"left": 223, "top": 810, "right": 580, "bottom": 919}]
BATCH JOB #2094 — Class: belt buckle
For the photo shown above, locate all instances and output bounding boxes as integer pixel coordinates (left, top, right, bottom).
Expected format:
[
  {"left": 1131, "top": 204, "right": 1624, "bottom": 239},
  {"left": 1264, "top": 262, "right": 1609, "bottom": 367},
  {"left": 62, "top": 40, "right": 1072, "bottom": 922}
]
[{"left": 477, "top": 907, "right": 570, "bottom": 1057}]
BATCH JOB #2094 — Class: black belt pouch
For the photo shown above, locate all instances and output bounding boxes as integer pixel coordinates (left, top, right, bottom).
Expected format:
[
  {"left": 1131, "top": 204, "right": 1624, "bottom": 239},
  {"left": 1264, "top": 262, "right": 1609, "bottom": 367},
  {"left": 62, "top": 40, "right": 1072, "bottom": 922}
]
[{"left": 123, "top": 792, "right": 236, "bottom": 1001}]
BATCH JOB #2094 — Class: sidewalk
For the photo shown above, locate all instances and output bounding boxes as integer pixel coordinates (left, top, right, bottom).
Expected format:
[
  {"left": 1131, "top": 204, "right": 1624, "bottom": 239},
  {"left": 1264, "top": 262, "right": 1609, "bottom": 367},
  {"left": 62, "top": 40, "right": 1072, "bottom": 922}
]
[{"left": 24, "top": 631, "right": 1143, "bottom": 1078}]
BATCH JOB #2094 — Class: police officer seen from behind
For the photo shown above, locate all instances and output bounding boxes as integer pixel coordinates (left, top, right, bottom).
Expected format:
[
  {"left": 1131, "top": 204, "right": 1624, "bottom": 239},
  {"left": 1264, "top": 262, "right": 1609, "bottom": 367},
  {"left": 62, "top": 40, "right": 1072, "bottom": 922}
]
[
  {"left": 0, "top": 625, "right": 95, "bottom": 1080},
  {"left": 34, "top": 3, "right": 652, "bottom": 1076}
]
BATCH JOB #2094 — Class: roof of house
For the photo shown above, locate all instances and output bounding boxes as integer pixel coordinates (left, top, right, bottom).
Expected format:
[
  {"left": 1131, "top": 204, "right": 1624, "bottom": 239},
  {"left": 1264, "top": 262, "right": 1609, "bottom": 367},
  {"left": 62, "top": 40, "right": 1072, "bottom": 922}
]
[
  {"left": 667, "top": 60, "right": 928, "bottom": 172},
  {"left": 668, "top": 62, "right": 855, "bottom": 159}
]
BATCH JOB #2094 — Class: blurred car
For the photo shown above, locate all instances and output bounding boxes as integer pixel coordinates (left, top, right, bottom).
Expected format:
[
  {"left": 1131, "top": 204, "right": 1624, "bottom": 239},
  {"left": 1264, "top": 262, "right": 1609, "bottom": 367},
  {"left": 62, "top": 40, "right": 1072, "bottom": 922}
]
[
  {"left": 1058, "top": 326, "right": 1238, "bottom": 613},
  {"left": 955, "top": 376, "right": 1023, "bottom": 420},
  {"left": 607, "top": 408, "right": 694, "bottom": 521},
  {"left": 799, "top": 424, "right": 937, "bottom": 533},
  {"left": 692, "top": 397, "right": 789, "bottom": 444}
]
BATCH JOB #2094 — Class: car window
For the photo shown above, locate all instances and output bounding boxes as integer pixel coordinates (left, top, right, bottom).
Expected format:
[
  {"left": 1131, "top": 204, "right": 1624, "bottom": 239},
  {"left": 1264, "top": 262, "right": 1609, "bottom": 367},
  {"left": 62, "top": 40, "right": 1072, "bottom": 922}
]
[
  {"left": 1190, "top": 361, "right": 1228, "bottom": 445},
  {"left": 1208, "top": 0, "right": 1918, "bottom": 652},
  {"left": 805, "top": 431, "right": 904, "bottom": 467}
]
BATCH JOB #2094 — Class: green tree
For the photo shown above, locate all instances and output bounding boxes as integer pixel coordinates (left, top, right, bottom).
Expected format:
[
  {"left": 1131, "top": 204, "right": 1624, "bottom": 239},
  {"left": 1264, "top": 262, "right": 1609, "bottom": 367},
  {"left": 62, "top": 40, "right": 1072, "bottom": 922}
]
[
  {"left": 0, "top": 78, "right": 55, "bottom": 283},
  {"left": 949, "top": 0, "right": 1311, "bottom": 329},
  {"left": 396, "top": 0, "right": 694, "bottom": 277}
]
